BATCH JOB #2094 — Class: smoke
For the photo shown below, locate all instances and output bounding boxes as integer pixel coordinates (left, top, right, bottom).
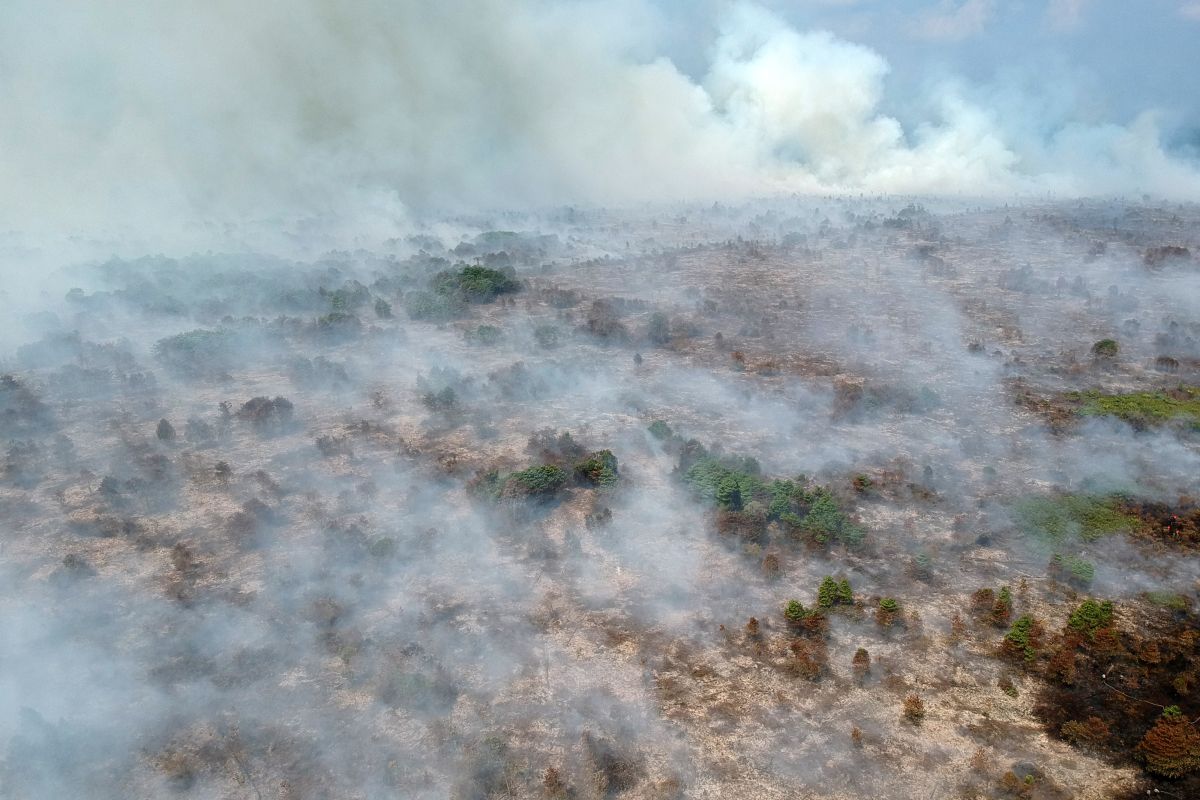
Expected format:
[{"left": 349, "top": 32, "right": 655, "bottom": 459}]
[{"left": 1, "top": 0, "right": 1198, "bottom": 248}]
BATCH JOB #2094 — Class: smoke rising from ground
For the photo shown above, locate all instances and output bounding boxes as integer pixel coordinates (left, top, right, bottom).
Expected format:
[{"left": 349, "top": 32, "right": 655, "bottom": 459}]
[{"left": 2, "top": 1, "right": 1198, "bottom": 245}]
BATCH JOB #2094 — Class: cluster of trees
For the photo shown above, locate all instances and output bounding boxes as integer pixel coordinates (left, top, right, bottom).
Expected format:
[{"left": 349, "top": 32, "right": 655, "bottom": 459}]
[
  {"left": 475, "top": 430, "right": 620, "bottom": 502},
  {"left": 651, "top": 422, "right": 864, "bottom": 548},
  {"left": 406, "top": 265, "right": 520, "bottom": 321}
]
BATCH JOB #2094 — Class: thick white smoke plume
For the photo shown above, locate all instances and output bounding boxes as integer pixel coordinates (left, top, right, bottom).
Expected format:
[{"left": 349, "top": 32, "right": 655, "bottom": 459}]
[{"left": 1, "top": 0, "right": 1198, "bottom": 242}]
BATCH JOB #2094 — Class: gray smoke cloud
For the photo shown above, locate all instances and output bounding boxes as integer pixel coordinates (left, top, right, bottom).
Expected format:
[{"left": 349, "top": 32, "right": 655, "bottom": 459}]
[{"left": 1, "top": 0, "right": 1198, "bottom": 248}]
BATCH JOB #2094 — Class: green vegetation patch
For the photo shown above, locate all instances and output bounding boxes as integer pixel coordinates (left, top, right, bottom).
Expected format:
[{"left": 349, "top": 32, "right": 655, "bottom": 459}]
[
  {"left": 1050, "top": 553, "right": 1095, "bottom": 587},
  {"left": 1145, "top": 591, "right": 1190, "bottom": 612},
  {"left": 673, "top": 435, "right": 863, "bottom": 547},
  {"left": 1067, "top": 600, "right": 1114, "bottom": 637},
  {"left": 1013, "top": 493, "right": 1140, "bottom": 545},
  {"left": 1004, "top": 615, "right": 1041, "bottom": 661},
  {"left": 574, "top": 450, "right": 618, "bottom": 487},
  {"left": 433, "top": 265, "right": 518, "bottom": 303},
  {"left": 1067, "top": 386, "right": 1200, "bottom": 430},
  {"left": 504, "top": 464, "right": 569, "bottom": 497}
]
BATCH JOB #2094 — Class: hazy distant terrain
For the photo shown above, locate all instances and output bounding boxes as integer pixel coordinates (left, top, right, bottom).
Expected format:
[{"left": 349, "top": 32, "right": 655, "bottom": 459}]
[{"left": 1, "top": 198, "right": 1198, "bottom": 799}]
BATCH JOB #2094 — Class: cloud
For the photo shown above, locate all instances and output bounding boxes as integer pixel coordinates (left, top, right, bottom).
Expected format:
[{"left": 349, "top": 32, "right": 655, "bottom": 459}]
[
  {"left": 1181, "top": 2, "right": 1200, "bottom": 21},
  {"left": 909, "top": 0, "right": 997, "bottom": 42},
  {"left": 1045, "top": 0, "right": 1091, "bottom": 30}
]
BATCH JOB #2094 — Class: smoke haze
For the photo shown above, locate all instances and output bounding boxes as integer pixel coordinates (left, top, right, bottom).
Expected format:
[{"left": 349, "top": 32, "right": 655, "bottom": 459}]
[
  {"left": 3, "top": 1, "right": 1199, "bottom": 245},
  {"left": 2, "top": 4, "right": 1200, "bottom": 800}
]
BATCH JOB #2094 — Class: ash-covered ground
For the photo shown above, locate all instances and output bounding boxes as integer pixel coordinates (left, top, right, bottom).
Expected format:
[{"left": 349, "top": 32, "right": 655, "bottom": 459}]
[{"left": 2, "top": 198, "right": 1199, "bottom": 799}]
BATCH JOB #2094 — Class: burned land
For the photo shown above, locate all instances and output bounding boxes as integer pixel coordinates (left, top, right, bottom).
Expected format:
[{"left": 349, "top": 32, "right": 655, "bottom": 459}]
[{"left": 2, "top": 198, "right": 1200, "bottom": 799}]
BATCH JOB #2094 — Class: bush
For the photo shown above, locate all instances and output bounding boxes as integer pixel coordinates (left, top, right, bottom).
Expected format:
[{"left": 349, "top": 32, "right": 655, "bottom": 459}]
[
  {"left": 784, "top": 599, "right": 822, "bottom": 632},
  {"left": 902, "top": 694, "right": 925, "bottom": 724},
  {"left": 504, "top": 465, "right": 568, "bottom": 498},
  {"left": 374, "top": 298, "right": 393, "bottom": 318},
  {"left": 680, "top": 448, "right": 865, "bottom": 547},
  {"left": 818, "top": 576, "right": 852, "bottom": 608},
  {"left": 156, "top": 418, "right": 176, "bottom": 441},
  {"left": 875, "top": 597, "right": 901, "bottom": 627},
  {"left": 316, "top": 311, "right": 362, "bottom": 336},
  {"left": 433, "top": 265, "right": 518, "bottom": 303},
  {"left": 1060, "top": 717, "right": 1110, "bottom": 748},
  {"left": 235, "top": 396, "right": 294, "bottom": 430},
  {"left": 527, "top": 429, "right": 586, "bottom": 463},
  {"left": 852, "top": 647, "right": 870, "bottom": 681},
  {"left": 574, "top": 450, "right": 618, "bottom": 487},
  {"left": 1091, "top": 339, "right": 1119, "bottom": 359},
  {"left": 837, "top": 578, "right": 853, "bottom": 604},
  {"left": 1003, "top": 615, "right": 1044, "bottom": 661},
  {"left": 991, "top": 586, "right": 1013, "bottom": 627},
  {"left": 817, "top": 577, "right": 839, "bottom": 608},
  {"left": 1050, "top": 553, "right": 1095, "bottom": 588},
  {"left": 1137, "top": 706, "right": 1200, "bottom": 777},
  {"left": 1067, "top": 600, "right": 1114, "bottom": 638}
]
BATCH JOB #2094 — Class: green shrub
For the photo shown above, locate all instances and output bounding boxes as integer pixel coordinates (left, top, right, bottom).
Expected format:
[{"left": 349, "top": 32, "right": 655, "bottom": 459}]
[
  {"left": 683, "top": 457, "right": 762, "bottom": 510},
  {"left": 1004, "top": 615, "right": 1042, "bottom": 661},
  {"left": 433, "top": 265, "right": 518, "bottom": 303},
  {"left": 784, "top": 599, "right": 818, "bottom": 625},
  {"left": 505, "top": 465, "right": 568, "bottom": 497},
  {"left": 837, "top": 578, "right": 853, "bottom": 604},
  {"left": 1051, "top": 553, "right": 1095, "bottom": 587},
  {"left": 800, "top": 489, "right": 864, "bottom": 547},
  {"left": 817, "top": 577, "right": 838, "bottom": 608},
  {"left": 1067, "top": 600, "right": 1114, "bottom": 637},
  {"left": 574, "top": 450, "right": 618, "bottom": 487},
  {"left": 1090, "top": 339, "right": 1119, "bottom": 358},
  {"left": 818, "top": 576, "right": 853, "bottom": 608},
  {"left": 680, "top": 450, "right": 864, "bottom": 547},
  {"left": 992, "top": 586, "right": 1013, "bottom": 626}
]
